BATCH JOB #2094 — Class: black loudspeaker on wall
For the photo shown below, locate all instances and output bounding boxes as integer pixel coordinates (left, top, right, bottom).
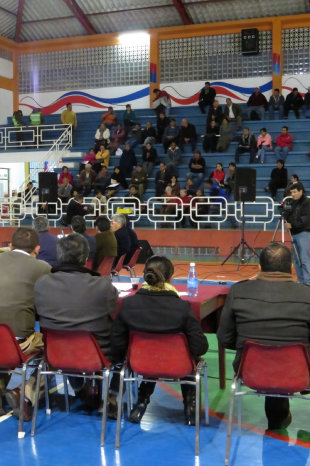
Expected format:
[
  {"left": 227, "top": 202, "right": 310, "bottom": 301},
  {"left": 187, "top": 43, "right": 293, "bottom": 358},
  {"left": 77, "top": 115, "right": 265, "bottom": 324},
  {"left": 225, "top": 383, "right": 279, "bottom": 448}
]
[
  {"left": 234, "top": 168, "right": 256, "bottom": 202},
  {"left": 38, "top": 172, "right": 58, "bottom": 203},
  {"left": 241, "top": 28, "right": 259, "bottom": 55}
]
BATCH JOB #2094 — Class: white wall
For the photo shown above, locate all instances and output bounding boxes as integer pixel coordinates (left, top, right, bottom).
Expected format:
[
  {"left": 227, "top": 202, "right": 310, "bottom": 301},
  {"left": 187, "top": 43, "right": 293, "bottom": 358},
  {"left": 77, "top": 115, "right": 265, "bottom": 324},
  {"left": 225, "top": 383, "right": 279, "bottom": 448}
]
[
  {"left": 282, "top": 74, "right": 310, "bottom": 96},
  {"left": 0, "top": 58, "right": 13, "bottom": 79},
  {"left": 0, "top": 162, "right": 25, "bottom": 195},
  {"left": 0, "top": 88, "right": 13, "bottom": 124}
]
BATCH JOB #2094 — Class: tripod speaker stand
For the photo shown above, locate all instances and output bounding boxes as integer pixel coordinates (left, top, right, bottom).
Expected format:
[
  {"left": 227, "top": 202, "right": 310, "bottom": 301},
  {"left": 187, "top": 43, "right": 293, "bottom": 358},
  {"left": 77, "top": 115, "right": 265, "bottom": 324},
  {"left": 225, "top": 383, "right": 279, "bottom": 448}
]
[{"left": 221, "top": 168, "right": 259, "bottom": 270}]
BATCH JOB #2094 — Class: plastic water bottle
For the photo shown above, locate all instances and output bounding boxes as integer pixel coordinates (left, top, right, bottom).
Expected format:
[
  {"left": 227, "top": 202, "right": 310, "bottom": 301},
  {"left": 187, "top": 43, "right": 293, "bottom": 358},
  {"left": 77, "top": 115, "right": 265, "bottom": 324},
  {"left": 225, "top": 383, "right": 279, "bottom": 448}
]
[{"left": 187, "top": 262, "right": 198, "bottom": 297}]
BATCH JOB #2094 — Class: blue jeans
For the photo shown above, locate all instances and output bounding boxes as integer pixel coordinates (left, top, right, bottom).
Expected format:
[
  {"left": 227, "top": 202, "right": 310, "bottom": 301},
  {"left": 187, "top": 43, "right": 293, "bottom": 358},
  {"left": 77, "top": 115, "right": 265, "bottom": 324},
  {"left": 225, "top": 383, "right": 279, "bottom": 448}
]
[
  {"left": 269, "top": 105, "right": 283, "bottom": 119},
  {"left": 274, "top": 146, "right": 290, "bottom": 161},
  {"left": 292, "top": 231, "right": 310, "bottom": 285},
  {"left": 256, "top": 145, "right": 271, "bottom": 163},
  {"left": 186, "top": 172, "right": 204, "bottom": 190},
  {"left": 248, "top": 106, "right": 265, "bottom": 120}
]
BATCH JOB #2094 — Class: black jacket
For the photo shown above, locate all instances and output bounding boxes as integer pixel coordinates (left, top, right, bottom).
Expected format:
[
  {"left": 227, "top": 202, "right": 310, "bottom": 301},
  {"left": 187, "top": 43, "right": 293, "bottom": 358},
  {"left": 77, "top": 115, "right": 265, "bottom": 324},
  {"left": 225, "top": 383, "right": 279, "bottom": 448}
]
[
  {"left": 237, "top": 133, "right": 256, "bottom": 149},
  {"left": 217, "top": 277, "right": 310, "bottom": 371},
  {"left": 270, "top": 167, "right": 288, "bottom": 188},
  {"left": 285, "top": 91, "right": 304, "bottom": 108},
  {"left": 66, "top": 200, "right": 86, "bottom": 225},
  {"left": 207, "top": 106, "right": 223, "bottom": 126},
  {"left": 111, "top": 288, "right": 208, "bottom": 362},
  {"left": 114, "top": 226, "right": 131, "bottom": 258},
  {"left": 286, "top": 194, "right": 310, "bottom": 235},
  {"left": 199, "top": 86, "right": 216, "bottom": 105},
  {"left": 179, "top": 123, "right": 197, "bottom": 141}
]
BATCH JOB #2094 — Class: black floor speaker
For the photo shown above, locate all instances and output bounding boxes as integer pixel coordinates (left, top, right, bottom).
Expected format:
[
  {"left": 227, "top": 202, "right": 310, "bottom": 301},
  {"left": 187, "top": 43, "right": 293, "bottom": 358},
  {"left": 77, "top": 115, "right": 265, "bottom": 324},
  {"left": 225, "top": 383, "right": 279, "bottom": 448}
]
[
  {"left": 234, "top": 168, "right": 256, "bottom": 202},
  {"left": 137, "top": 240, "right": 154, "bottom": 264},
  {"left": 39, "top": 172, "right": 58, "bottom": 203}
]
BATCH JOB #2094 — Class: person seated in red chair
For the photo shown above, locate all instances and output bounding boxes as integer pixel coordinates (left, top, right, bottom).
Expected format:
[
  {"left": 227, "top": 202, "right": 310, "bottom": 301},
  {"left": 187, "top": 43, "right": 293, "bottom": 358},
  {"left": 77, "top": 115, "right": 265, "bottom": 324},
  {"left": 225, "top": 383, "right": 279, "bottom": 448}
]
[
  {"left": 111, "top": 255, "right": 208, "bottom": 425},
  {"left": 110, "top": 213, "right": 131, "bottom": 266},
  {"left": 217, "top": 242, "right": 310, "bottom": 431}
]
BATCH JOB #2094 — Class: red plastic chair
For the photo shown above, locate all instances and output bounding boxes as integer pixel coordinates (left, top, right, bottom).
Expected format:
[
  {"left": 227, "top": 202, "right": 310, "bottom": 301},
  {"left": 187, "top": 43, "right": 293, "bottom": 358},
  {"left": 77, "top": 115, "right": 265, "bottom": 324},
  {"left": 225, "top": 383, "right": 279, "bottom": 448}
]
[
  {"left": 0, "top": 324, "right": 42, "bottom": 439},
  {"left": 115, "top": 332, "right": 208, "bottom": 455},
  {"left": 122, "top": 247, "right": 142, "bottom": 278},
  {"left": 31, "top": 328, "right": 111, "bottom": 446},
  {"left": 225, "top": 341, "right": 310, "bottom": 465},
  {"left": 97, "top": 256, "right": 115, "bottom": 276},
  {"left": 111, "top": 254, "right": 126, "bottom": 281}
]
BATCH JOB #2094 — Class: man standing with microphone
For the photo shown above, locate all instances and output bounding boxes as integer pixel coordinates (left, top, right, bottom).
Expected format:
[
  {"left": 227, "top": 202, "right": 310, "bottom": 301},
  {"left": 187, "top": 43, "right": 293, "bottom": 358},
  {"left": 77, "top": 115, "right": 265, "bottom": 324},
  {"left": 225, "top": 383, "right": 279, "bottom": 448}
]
[{"left": 285, "top": 182, "right": 310, "bottom": 285}]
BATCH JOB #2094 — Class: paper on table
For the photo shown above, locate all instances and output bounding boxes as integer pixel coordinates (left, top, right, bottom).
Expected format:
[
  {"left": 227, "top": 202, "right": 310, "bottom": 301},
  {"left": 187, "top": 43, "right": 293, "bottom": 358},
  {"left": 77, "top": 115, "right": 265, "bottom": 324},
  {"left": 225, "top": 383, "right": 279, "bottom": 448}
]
[
  {"left": 119, "top": 291, "right": 132, "bottom": 298},
  {"left": 179, "top": 291, "right": 189, "bottom": 296},
  {"left": 113, "top": 283, "right": 133, "bottom": 291}
]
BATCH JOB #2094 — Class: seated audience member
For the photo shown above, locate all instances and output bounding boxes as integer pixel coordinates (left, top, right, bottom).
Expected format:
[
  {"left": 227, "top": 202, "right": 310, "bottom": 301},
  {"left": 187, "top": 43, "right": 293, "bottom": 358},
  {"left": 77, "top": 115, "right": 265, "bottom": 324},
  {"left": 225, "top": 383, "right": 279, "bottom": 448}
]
[
  {"left": 127, "top": 185, "right": 141, "bottom": 206},
  {"left": 156, "top": 112, "right": 170, "bottom": 143},
  {"left": 179, "top": 119, "right": 197, "bottom": 151},
  {"left": 101, "top": 106, "right": 116, "bottom": 129},
  {"left": 94, "top": 165, "right": 111, "bottom": 193},
  {"left": 126, "top": 123, "right": 142, "bottom": 149},
  {"left": 265, "top": 159, "right": 288, "bottom": 200},
  {"left": 161, "top": 186, "right": 180, "bottom": 219},
  {"left": 93, "top": 216, "right": 117, "bottom": 271},
  {"left": 142, "top": 121, "right": 157, "bottom": 146},
  {"left": 179, "top": 189, "right": 191, "bottom": 228},
  {"left": 284, "top": 87, "right": 304, "bottom": 119},
  {"left": 0, "top": 228, "right": 50, "bottom": 418},
  {"left": 274, "top": 126, "right": 293, "bottom": 161},
  {"left": 66, "top": 193, "right": 88, "bottom": 225},
  {"left": 189, "top": 189, "right": 210, "bottom": 227},
  {"left": 211, "top": 162, "right": 226, "bottom": 186},
  {"left": 223, "top": 98, "right": 242, "bottom": 129},
  {"left": 152, "top": 88, "right": 171, "bottom": 117},
  {"left": 247, "top": 87, "right": 268, "bottom": 120},
  {"left": 21, "top": 181, "right": 35, "bottom": 202},
  {"left": 217, "top": 242, "right": 310, "bottom": 431},
  {"left": 33, "top": 216, "right": 58, "bottom": 266},
  {"left": 71, "top": 215, "right": 96, "bottom": 261},
  {"left": 110, "top": 214, "right": 131, "bottom": 264},
  {"left": 198, "top": 81, "right": 216, "bottom": 114},
  {"left": 124, "top": 214, "right": 139, "bottom": 264},
  {"left": 284, "top": 174, "right": 299, "bottom": 198},
  {"left": 93, "top": 190, "right": 107, "bottom": 215},
  {"left": 77, "top": 164, "right": 96, "bottom": 196},
  {"left": 131, "top": 164, "right": 147, "bottom": 199},
  {"left": 94, "top": 123, "right": 110, "bottom": 153},
  {"left": 303, "top": 87, "right": 310, "bottom": 118},
  {"left": 216, "top": 118, "right": 233, "bottom": 152},
  {"left": 185, "top": 177, "right": 196, "bottom": 197},
  {"left": 119, "top": 143, "right": 137, "bottom": 179},
  {"left": 142, "top": 143, "right": 157, "bottom": 176},
  {"left": 162, "top": 119, "right": 179, "bottom": 153},
  {"left": 111, "top": 255, "right": 208, "bottom": 424},
  {"left": 94, "top": 144, "right": 110, "bottom": 173},
  {"left": 203, "top": 120, "right": 219, "bottom": 153},
  {"left": 187, "top": 150, "right": 205, "bottom": 190},
  {"left": 110, "top": 124, "right": 126, "bottom": 154},
  {"left": 207, "top": 99, "right": 223, "bottom": 126},
  {"left": 82, "top": 148, "right": 96, "bottom": 168},
  {"left": 106, "top": 167, "right": 127, "bottom": 199},
  {"left": 123, "top": 104, "right": 136, "bottom": 136},
  {"left": 168, "top": 175, "right": 180, "bottom": 196},
  {"left": 166, "top": 140, "right": 182, "bottom": 177},
  {"left": 57, "top": 177, "right": 72, "bottom": 203},
  {"left": 34, "top": 233, "right": 118, "bottom": 408},
  {"left": 235, "top": 127, "right": 257, "bottom": 163},
  {"left": 204, "top": 180, "right": 227, "bottom": 214},
  {"left": 256, "top": 128, "right": 273, "bottom": 164},
  {"left": 269, "top": 88, "right": 285, "bottom": 119},
  {"left": 224, "top": 162, "right": 238, "bottom": 228},
  {"left": 58, "top": 166, "right": 73, "bottom": 186},
  {"left": 155, "top": 162, "right": 170, "bottom": 196}
]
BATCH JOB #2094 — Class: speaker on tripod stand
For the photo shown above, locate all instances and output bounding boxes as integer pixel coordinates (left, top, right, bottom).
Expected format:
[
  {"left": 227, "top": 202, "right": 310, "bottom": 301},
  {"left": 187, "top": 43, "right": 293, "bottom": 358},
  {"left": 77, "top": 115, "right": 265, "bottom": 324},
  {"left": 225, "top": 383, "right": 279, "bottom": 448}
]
[{"left": 222, "top": 168, "right": 258, "bottom": 269}]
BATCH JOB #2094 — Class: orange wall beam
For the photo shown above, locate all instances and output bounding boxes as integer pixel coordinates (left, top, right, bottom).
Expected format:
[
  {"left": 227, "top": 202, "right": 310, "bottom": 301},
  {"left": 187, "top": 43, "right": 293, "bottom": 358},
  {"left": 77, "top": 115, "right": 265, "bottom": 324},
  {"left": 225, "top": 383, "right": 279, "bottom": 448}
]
[
  {"left": 272, "top": 18, "right": 282, "bottom": 91},
  {"left": 149, "top": 31, "right": 159, "bottom": 106}
]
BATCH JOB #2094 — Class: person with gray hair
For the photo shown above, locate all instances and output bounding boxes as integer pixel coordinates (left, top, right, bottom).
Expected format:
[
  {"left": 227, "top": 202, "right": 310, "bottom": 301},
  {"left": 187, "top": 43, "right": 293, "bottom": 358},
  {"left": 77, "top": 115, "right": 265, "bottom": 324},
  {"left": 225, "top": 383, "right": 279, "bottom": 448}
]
[
  {"left": 110, "top": 213, "right": 131, "bottom": 265},
  {"left": 33, "top": 216, "right": 58, "bottom": 266}
]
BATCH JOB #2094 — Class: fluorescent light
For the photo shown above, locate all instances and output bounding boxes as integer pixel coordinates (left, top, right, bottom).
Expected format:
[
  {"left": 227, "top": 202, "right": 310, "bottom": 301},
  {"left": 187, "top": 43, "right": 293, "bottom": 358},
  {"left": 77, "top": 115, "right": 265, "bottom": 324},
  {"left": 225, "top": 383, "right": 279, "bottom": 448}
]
[{"left": 118, "top": 32, "right": 150, "bottom": 46}]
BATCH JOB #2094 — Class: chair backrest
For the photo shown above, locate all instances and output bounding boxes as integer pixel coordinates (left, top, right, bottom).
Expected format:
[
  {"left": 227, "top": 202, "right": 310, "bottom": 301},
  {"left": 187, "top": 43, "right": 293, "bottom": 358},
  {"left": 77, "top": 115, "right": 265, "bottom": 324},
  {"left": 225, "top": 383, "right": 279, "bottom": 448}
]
[
  {"left": 43, "top": 328, "right": 110, "bottom": 373},
  {"left": 113, "top": 254, "right": 126, "bottom": 273},
  {"left": 128, "top": 332, "right": 195, "bottom": 379},
  {"left": 239, "top": 340, "right": 310, "bottom": 395},
  {"left": 0, "top": 324, "right": 26, "bottom": 369},
  {"left": 86, "top": 259, "right": 93, "bottom": 270},
  {"left": 125, "top": 247, "right": 142, "bottom": 269},
  {"left": 98, "top": 256, "right": 115, "bottom": 276}
]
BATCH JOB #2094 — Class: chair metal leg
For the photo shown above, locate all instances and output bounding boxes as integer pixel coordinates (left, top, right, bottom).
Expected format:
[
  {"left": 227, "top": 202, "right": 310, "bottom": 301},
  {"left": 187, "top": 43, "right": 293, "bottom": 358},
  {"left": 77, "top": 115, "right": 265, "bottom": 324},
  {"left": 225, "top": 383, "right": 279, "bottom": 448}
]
[
  {"left": 100, "top": 369, "right": 110, "bottom": 446},
  {"left": 195, "top": 372, "right": 201, "bottom": 455},
  {"left": 203, "top": 364, "right": 209, "bottom": 426},
  {"left": 132, "top": 266, "right": 136, "bottom": 278},
  {"left": 44, "top": 370, "right": 50, "bottom": 415},
  {"left": 18, "top": 363, "right": 27, "bottom": 439},
  {"left": 125, "top": 368, "right": 131, "bottom": 418},
  {"left": 237, "top": 379, "right": 242, "bottom": 436},
  {"left": 63, "top": 375, "right": 69, "bottom": 413},
  {"left": 115, "top": 365, "right": 126, "bottom": 449},
  {"left": 225, "top": 378, "right": 237, "bottom": 466},
  {"left": 129, "top": 268, "right": 133, "bottom": 278},
  {"left": 31, "top": 361, "right": 44, "bottom": 436}
]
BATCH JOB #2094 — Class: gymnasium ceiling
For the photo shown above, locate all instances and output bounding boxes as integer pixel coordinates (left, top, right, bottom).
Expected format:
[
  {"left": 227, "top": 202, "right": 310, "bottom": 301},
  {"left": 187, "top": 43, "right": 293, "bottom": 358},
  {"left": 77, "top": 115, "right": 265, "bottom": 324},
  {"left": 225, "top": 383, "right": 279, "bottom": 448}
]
[{"left": 0, "top": 0, "right": 309, "bottom": 43}]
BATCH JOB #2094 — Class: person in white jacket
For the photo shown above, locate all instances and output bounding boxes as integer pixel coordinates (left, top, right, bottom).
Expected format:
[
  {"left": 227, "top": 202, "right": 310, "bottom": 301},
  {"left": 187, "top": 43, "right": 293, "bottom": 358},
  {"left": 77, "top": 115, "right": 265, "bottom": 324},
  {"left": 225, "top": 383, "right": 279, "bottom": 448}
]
[{"left": 94, "top": 122, "right": 110, "bottom": 152}]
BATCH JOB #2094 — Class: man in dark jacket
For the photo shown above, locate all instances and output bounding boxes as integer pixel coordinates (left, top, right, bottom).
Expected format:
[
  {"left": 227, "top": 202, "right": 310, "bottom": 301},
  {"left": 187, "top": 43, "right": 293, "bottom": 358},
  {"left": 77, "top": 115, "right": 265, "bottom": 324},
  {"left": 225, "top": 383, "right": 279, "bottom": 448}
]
[
  {"left": 264, "top": 159, "right": 288, "bottom": 200},
  {"left": 33, "top": 216, "right": 58, "bottom": 266},
  {"left": 207, "top": 100, "right": 223, "bottom": 126},
  {"left": 235, "top": 127, "right": 257, "bottom": 163},
  {"left": 179, "top": 118, "right": 197, "bottom": 151},
  {"left": 65, "top": 194, "right": 88, "bottom": 225},
  {"left": 284, "top": 87, "right": 304, "bottom": 119},
  {"left": 156, "top": 112, "right": 170, "bottom": 143},
  {"left": 217, "top": 242, "right": 310, "bottom": 430},
  {"left": 223, "top": 98, "right": 242, "bottom": 129},
  {"left": 110, "top": 213, "right": 131, "bottom": 265},
  {"left": 269, "top": 88, "right": 285, "bottom": 119},
  {"left": 155, "top": 162, "right": 170, "bottom": 196},
  {"left": 198, "top": 81, "right": 216, "bottom": 114},
  {"left": 247, "top": 87, "right": 268, "bottom": 120},
  {"left": 285, "top": 182, "right": 310, "bottom": 285}
]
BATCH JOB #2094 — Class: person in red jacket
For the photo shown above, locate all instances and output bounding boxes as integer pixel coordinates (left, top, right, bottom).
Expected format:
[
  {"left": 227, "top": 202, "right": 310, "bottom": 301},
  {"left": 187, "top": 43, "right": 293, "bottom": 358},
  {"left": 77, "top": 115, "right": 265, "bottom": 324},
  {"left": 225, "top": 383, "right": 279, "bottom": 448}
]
[
  {"left": 58, "top": 166, "right": 73, "bottom": 186},
  {"left": 274, "top": 126, "right": 293, "bottom": 161},
  {"left": 211, "top": 162, "right": 226, "bottom": 186}
]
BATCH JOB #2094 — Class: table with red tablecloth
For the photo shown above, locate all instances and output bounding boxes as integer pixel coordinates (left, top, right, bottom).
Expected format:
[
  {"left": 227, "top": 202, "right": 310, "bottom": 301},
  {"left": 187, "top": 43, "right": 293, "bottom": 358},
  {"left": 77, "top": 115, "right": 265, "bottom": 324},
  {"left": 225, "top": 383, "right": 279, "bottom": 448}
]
[{"left": 115, "top": 283, "right": 229, "bottom": 389}]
